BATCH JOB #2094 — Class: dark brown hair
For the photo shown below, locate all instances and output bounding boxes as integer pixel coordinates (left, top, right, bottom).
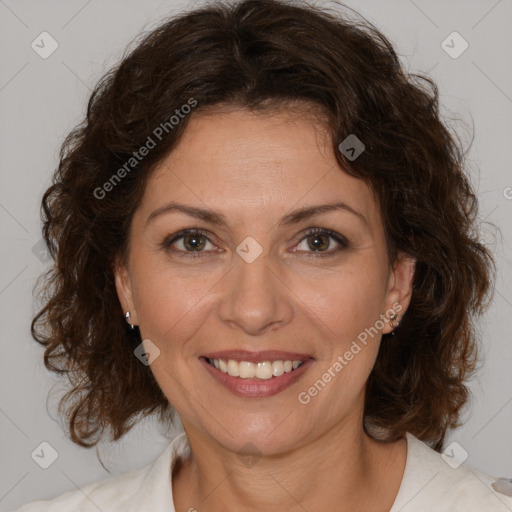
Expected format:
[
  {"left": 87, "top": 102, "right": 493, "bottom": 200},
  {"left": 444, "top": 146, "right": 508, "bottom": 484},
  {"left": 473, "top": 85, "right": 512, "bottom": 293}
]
[{"left": 31, "top": 0, "right": 495, "bottom": 452}]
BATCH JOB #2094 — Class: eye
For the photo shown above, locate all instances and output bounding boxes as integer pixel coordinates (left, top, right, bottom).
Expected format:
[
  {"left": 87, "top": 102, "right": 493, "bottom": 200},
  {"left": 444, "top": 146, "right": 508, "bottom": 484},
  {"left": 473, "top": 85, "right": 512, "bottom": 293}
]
[
  {"left": 293, "top": 228, "right": 349, "bottom": 257},
  {"left": 161, "top": 229, "right": 217, "bottom": 256}
]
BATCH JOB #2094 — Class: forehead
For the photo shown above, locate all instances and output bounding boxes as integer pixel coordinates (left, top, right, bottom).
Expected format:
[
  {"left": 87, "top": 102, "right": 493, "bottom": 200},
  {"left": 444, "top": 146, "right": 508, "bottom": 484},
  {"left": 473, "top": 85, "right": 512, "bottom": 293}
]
[
  {"left": 155, "top": 107, "right": 334, "bottom": 182},
  {"left": 139, "top": 108, "right": 380, "bottom": 231}
]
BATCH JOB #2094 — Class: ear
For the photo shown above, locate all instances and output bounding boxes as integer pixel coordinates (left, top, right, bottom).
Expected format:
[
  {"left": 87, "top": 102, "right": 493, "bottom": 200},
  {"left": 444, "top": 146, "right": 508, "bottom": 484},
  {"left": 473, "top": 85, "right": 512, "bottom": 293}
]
[
  {"left": 382, "top": 251, "right": 416, "bottom": 334},
  {"left": 113, "top": 255, "right": 138, "bottom": 327}
]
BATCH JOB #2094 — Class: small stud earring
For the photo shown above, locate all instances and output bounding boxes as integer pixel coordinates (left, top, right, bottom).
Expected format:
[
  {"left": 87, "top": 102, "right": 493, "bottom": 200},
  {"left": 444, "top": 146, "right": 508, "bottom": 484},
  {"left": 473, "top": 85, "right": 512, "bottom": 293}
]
[
  {"left": 125, "top": 311, "right": 135, "bottom": 330},
  {"left": 389, "top": 312, "right": 400, "bottom": 335}
]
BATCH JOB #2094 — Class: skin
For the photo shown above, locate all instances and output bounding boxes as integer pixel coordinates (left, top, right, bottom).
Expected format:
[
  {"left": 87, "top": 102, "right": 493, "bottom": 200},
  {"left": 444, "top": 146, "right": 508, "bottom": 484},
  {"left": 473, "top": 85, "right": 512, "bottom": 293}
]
[{"left": 115, "top": 106, "right": 416, "bottom": 512}]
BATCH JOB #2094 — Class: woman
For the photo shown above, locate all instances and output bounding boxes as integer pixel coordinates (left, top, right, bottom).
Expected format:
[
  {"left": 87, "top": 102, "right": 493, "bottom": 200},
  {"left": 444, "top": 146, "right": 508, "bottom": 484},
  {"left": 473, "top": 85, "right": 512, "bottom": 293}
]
[{"left": 15, "top": 0, "right": 512, "bottom": 510}]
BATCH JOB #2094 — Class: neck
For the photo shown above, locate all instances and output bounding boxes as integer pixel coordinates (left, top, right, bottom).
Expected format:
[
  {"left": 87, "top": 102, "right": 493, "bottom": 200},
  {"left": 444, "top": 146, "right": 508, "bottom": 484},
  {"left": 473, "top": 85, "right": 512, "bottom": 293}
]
[{"left": 172, "top": 418, "right": 407, "bottom": 512}]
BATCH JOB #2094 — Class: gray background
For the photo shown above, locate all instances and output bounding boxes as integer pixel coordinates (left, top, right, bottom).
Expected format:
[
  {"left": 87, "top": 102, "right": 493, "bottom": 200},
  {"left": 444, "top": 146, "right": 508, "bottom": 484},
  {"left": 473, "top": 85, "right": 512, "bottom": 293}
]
[{"left": 1, "top": 0, "right": 511, "bottom": 509}]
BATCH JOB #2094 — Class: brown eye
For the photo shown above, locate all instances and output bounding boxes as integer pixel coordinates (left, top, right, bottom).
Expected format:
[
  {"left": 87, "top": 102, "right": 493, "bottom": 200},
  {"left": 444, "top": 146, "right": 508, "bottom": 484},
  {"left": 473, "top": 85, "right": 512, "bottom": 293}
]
[
  {"left": 162, "top": 229, "right": 216, "bottom": 254},
  {"left": 305, "top": 233, "right": 330, "bottom": 251},
  {"left": 181, "top": 232, "right": 208, "bottom": 251},
  {"left": 294, "top": 228, "right": 348, "bottom": 256}
]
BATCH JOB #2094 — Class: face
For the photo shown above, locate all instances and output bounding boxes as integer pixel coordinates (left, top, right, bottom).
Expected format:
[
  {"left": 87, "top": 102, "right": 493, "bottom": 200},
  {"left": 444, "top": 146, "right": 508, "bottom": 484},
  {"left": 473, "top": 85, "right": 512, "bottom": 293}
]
[{"left": 115, "top": 107, "right": 415, "bottom": 456}]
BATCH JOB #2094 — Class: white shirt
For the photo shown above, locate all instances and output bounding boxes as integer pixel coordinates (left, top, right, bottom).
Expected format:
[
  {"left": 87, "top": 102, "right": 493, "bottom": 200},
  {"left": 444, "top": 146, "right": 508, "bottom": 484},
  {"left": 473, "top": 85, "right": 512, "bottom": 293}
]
[{"left": 12, "top": 431, "right": 512, "bottom": 511}]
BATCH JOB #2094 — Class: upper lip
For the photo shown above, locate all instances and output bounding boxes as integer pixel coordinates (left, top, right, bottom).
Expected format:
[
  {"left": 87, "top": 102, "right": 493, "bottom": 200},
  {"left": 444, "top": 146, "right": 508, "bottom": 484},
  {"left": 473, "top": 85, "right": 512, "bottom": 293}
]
[{"left": 201, "top": 350, "right": 314, "bottom": 363}]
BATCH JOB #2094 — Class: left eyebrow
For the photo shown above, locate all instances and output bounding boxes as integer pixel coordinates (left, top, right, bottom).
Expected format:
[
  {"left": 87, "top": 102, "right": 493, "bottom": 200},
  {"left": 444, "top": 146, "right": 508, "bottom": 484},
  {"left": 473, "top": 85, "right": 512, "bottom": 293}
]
[
  {"left": 278, "top": 201, "right": 369, "bottom": 228},
  {"left": 145, "top": 200, "right": 368, "bottom": 228}
]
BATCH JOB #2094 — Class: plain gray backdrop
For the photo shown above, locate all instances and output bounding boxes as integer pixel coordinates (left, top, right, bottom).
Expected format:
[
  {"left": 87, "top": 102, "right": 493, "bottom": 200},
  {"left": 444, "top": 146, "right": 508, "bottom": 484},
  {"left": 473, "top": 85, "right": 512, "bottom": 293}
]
[{"left": 1, "top": 0, "right": 511, "bottom": 509}]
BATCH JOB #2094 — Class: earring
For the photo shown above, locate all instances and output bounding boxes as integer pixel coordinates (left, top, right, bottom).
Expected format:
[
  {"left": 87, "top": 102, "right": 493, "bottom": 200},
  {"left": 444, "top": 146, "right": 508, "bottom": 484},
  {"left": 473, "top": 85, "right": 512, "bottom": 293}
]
[
  {"left": 125, "top": 311, "right": 135, "bottom": 330},
  {"left": 389, "top": 312, "right": 400, "bottom": 335}
]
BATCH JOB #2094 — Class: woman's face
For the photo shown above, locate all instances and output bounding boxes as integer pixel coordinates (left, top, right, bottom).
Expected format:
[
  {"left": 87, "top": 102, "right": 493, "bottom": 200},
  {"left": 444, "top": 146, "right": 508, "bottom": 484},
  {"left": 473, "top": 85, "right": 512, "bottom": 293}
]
[{"left": 115, "top": 107, "right": 415, "bottom": 456}]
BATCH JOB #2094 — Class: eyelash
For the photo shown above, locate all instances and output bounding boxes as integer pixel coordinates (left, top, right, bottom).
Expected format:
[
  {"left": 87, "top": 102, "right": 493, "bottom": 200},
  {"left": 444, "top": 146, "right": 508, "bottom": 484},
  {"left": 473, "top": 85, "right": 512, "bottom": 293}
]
[{"left": 160, "top": 227, "right": 349, "bottom": 259}]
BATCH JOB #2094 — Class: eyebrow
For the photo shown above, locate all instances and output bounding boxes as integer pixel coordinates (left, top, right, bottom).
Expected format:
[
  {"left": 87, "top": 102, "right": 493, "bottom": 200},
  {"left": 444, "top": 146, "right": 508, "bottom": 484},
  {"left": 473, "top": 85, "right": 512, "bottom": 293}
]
[{"left": 145, "top": 200, "right": 368, "bottom": 228}]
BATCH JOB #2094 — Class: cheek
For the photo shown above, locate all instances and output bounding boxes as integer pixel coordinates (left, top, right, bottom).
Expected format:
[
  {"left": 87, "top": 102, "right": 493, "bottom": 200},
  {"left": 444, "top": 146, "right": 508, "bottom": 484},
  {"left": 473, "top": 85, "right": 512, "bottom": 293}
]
[
  {"left": 291, "top": 259, "right": 387, "bottom": 342},
  {"left": 130, "top": 259, "right": 213, "bottom": 354}
]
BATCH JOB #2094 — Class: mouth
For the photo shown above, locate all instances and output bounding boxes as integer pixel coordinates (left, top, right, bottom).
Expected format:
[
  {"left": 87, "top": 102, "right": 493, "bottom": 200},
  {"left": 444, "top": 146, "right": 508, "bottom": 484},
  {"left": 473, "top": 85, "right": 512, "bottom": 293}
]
[{"left": 199, "top": 351, "right": 315, "bottom": 398}]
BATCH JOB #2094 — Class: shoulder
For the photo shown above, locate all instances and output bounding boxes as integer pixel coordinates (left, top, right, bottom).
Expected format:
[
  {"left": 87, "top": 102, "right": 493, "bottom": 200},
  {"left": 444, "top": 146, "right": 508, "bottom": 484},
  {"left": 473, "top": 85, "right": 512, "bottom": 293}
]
[
  {"left": 12, "top": 433, "right": 190, "bottom": 512},
  {"left": 390, "top": 432, "right": 512, "bottom": 512}
]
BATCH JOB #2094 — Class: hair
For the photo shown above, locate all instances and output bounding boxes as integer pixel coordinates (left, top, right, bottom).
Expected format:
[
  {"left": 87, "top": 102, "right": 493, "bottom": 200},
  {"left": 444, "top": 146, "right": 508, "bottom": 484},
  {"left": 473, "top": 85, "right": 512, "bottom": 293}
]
[{"left": 31, "top": 0, "right": 495, "bottom": 452}]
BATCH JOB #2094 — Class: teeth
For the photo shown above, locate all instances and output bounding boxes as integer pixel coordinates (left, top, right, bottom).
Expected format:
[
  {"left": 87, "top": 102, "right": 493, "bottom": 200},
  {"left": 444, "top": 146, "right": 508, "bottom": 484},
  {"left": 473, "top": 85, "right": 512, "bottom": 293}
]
[
  {"left": 208, "top": 358, "right": 304, "bottom": 379},
  {"left": 239, "top": 361, "right": 256, "bottom": 378},
  {"left": 272, "top": 360, "right": 284, "bottom": 377},
  {"left": 256, "top": 361, "right": 273, "bottom": 379},
  {"left": 227, "top": 359, "right": 240, "bottom": 377}
]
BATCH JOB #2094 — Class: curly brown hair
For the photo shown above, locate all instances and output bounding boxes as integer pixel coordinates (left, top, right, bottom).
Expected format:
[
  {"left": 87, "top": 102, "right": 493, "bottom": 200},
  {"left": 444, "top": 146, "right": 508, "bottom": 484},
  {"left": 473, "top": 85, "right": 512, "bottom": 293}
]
[{"left": 31, "top": 0, "right": 495, "bottom": 452}]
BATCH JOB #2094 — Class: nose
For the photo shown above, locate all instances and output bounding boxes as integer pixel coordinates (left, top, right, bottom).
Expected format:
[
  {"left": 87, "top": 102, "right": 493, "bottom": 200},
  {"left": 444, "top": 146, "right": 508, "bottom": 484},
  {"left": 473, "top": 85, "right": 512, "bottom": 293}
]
[{"left": 217, "top": 251, "right": 294, "bottom": 337}]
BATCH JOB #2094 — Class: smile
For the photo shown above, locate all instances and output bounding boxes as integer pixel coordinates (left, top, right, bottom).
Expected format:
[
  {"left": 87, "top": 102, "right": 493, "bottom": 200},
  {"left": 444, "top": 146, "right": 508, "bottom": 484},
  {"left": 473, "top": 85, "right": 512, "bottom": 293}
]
[{"left": 199, "top": 356, "right": 314, "bottom": 398}]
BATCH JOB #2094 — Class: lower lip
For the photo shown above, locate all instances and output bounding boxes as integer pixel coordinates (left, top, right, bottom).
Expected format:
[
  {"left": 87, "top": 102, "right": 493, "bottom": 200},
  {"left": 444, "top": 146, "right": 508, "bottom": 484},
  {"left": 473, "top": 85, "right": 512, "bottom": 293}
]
[{"left": 199, "top": 357, "right": 314, "bottom": 398}]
